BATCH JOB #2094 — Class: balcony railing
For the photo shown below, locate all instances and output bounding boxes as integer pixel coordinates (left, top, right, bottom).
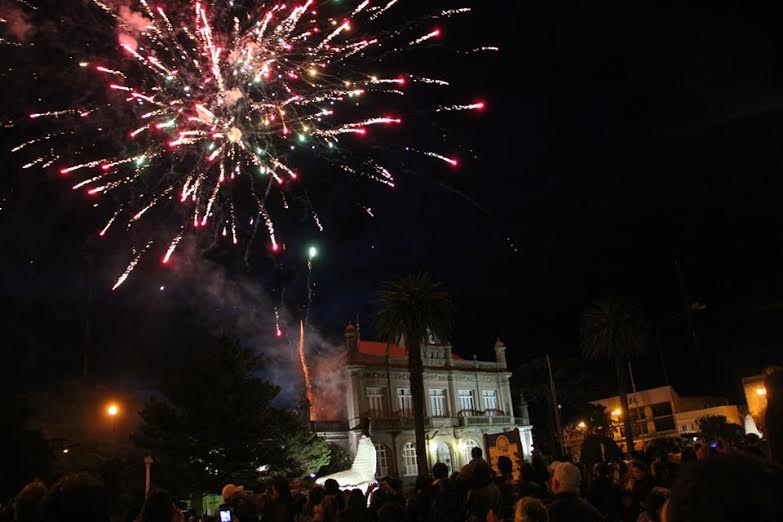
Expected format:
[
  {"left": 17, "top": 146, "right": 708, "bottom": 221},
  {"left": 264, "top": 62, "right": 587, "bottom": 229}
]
[
  {"left": 459, "top": 415, "right": 512, "bottom": 426},
  {"left": 310, "top": 420, "right": 349, "bottom": 432},
  {"left": 370, "top": 415, "right": 432, "bottom": 430},
  {"left": 456, "top": 409, "right": 512, "bottom": 426}
]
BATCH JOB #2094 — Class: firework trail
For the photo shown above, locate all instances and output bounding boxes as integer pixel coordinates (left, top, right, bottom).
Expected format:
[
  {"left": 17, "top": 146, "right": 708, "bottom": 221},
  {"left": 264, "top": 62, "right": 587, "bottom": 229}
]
[
  {"left": 274, "top": 306, "right": 282, "bottom": 337},
  {"left": 14, "top": 0, "right": 489, "bottom": 288},
  {"left": 299, "top": 319, "right": 313, "bottom": 409}
]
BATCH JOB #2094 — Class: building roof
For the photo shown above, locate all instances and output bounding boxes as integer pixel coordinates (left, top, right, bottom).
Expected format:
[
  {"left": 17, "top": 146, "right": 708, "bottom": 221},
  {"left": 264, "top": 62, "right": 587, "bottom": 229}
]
[{"left": 358, "top": 340, "right": 464, "bottom": 360}]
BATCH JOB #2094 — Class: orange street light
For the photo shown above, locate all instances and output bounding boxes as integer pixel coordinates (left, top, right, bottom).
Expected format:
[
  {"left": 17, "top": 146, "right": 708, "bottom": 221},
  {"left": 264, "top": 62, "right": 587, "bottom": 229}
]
[
  {"left": 611, "top": 408, "right": 622, "bottom": 417},
  {"left": 756, "top": 387, "right": 767, "bottom": 396},
  {"left": 106, "top": 403, "right": 120, "bottom": 417},
  {"left": 577, "top": 421, "right": 587, "bottom": 430}
]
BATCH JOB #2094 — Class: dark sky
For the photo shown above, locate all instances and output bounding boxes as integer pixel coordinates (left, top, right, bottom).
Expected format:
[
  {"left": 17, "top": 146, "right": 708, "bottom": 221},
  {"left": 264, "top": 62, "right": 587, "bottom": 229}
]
[{"left": 3, "top": 2, "right": 783, "bottom": 405}]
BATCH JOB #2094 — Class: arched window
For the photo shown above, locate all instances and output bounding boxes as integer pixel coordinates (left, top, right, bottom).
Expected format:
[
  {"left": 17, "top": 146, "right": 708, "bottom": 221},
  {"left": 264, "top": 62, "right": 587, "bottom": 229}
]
[
  {"left": 375, "top": 444, "right": 391, "bottom": 478},
  {"left": 402, "top": 442, "right": 418, "bottom": 476},
  {"left": 436, "top": 442, "right": 453, "bottom": 475},
  {"left": 462, "top": 438, "right": 478, "bottom": 465}
]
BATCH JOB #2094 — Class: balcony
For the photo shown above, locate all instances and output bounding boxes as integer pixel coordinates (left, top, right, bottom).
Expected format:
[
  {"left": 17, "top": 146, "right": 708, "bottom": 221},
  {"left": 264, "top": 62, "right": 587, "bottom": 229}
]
[
  {"left": 310, "top": 420, "right": 349, "bottom": 433},
  {"left": 457, "top": 409, "right": 512, "bottom": 427},
  {"left": 371, "top": 415, "right": 431, "bottom": 430}
]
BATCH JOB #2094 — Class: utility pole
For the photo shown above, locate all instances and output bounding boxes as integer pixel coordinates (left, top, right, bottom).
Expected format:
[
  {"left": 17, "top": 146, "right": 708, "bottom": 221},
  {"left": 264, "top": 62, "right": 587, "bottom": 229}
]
[{"left": 546, "top": 354, "right": 566, "bottom": 456}]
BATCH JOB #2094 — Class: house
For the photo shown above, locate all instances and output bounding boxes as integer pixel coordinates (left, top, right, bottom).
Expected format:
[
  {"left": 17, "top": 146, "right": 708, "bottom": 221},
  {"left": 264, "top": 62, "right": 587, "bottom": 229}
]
[{"left": 314, "top": 324, "right": 533, "bottom": 482}]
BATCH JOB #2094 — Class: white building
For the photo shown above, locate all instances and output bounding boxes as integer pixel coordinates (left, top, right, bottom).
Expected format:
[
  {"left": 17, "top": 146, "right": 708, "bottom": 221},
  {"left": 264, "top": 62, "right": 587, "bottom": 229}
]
[{"left": 316, "top": 324, "right": 533, "bottom": 483}]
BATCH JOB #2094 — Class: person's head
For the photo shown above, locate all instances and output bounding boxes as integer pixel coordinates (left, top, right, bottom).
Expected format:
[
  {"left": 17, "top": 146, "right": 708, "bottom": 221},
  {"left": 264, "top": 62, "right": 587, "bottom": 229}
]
[
  {"left": 141, "top": 490, "right": 176, "bottom": 522},
  {"left": 220, "top": 484, "right": 244, "bottom": 501},
  {"left": 471, "top": 446, "right": 483, "bottom": 460},
  {"left": 308, "top": 486, "right": 325, "bottom": 506},
  {"left": 550, "top": 462, "right": 581, "bottom": 495},
  {"left": 14, "top": 481, "right": 47, "bottom": 522},
  {"left": 592, "top": 462, "right": 612, "bottom": 481},
  {"left": 415, "top": 474, "right": 432, "bottom": 492},
  {"left": 664, "top": 454, "right": 783, "bottom": 522},
  {"left": 347, "top": 489, "right": 365, "bottom": 511},
  {"left": 272, "top": 478, "right": 290, "bottom": 499},
  {"left": 630, "top": 460, "right": 648, "bottom": 480},
  {"left": 470, "top": 462, "right": 493, "bottom": 489},
  {"left": 651, "top": 461, "right": 669, "bottom": 481},
  {"left": 432, "top": 462, "right": 449, "bottom": 480},
  {"left": 498, "top": 456, "right": 513, "bottom": 476},
  {"left": 680, "top": 447, "right": 696, "bottom": 465},
  {"left": 519, "top": 462, "right": 535, "bottom": 482},
  {"left": 323, "top": 479, "right": 339, "bottom": 496},
  {"left": 376, "top": 501, "right": 405, "bottom": 522},
  {"left": 514, "top": 497, "right": 549, "bottom": 522},
  {"left": 41, "top": 473, "right": 110, "bottom": 522}
]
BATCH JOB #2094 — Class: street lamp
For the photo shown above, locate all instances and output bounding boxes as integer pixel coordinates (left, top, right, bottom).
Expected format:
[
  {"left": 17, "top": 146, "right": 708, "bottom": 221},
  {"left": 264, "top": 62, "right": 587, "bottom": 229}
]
[
  {"left": 308, "top": 245, "right": 318, "bottom": 259},
  {"left": 756, "top": 387, "right": 767, "bottom": 396},
  {"left": 105, "top": 402, "right": 121, "bottom": 454},
  {"left": 577, "top": 421, "right": 587, "bottom": 430}
]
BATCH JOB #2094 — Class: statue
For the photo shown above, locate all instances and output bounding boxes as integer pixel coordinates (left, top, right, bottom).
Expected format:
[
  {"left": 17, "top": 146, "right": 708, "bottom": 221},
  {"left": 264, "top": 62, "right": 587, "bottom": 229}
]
[{"left": 316, "top": 435, "right": 377, "bottom": 490}]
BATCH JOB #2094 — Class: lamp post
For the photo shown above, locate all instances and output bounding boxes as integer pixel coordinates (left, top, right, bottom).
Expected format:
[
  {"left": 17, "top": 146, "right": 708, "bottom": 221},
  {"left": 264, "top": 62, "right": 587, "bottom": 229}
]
[
  {"left": 105, "top": 402, "right": 121, "bottom": 455},
  {"left": 144, "top": 456, "right": 154, "bottom": 496},
  {"left": 305, "top": 245, "right": 318, "bottom": 325}
]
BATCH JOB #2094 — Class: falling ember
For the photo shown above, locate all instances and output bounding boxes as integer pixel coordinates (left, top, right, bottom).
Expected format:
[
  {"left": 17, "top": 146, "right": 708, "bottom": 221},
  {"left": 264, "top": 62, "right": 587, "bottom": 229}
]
[
  {"left": 299, "top": 320, "right": 314, "bottom": 409},
  {"left": 409, "top": 28, "right": 440, "bottom": 46},
  {"left": 162, "top": 231, "right": 184, "bottom": 264},
  {"left": 435, "top": 102, "right": 485, "bottom": 112},
  {"left": 99, "top": 209, "right": 121, "bottom": 236},
  {"left": 415, "top": 150, "right": 459, "bottom": 166},
  {"left": 14, "top": 0, "right": 489, "bottom": 287},
  {"left": 112, "top": 240, "right": 153, "bottom": 290},
  {"left": 461, "top": 46, "right": 500, "bottom": 54}
]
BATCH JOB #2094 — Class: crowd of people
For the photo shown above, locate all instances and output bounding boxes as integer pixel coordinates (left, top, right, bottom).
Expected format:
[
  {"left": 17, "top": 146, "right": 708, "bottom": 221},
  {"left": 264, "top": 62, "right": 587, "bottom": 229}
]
[
  {"left": 3, "top": 441, "right": 782, "bottom": 522},
  {"left": 4, "top": 368, "right": 782, "bottom": 522}
]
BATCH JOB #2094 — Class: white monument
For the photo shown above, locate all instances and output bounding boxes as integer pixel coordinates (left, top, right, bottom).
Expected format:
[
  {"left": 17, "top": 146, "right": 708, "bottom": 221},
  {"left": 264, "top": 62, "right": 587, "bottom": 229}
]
[{"left": 316, "top": 435, "right": 376, "bottom": 490}]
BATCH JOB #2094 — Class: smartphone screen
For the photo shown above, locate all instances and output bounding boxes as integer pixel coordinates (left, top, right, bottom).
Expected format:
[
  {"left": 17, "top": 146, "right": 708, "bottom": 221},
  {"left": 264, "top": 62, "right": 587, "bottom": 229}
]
[{"left": 219, "top": 509, "right": 231, "bottom": 522}]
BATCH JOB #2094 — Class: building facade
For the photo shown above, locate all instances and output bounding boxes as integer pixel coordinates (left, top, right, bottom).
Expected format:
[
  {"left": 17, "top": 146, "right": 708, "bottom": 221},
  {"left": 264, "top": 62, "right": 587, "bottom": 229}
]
[
  {"left": 566, "top": 385, "right": 742, "bottom": 454},
  {"left": 319, "top": 324, "right": 533, "bottom": 482}
]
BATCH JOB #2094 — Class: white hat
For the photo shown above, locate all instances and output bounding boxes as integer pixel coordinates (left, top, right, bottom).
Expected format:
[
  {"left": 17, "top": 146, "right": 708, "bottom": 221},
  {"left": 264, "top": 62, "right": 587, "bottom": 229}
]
[{"left": 553, "top": 462, "right": 582, "bottom": 493}]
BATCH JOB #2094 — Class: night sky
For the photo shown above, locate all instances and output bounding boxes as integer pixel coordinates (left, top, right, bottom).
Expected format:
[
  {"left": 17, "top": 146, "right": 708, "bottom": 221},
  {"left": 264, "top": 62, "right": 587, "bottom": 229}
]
[{"left": 2, "top": 2, "right": 783, "bottom": 407}]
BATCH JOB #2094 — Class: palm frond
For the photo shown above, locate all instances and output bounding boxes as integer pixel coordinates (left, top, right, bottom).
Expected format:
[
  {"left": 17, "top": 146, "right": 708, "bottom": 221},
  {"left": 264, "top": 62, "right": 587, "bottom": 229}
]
[
  {"left": 580, "top": 295, "right": 648, "bottom": 361},
  {"left": 374, "top": 272, "right": 454, "bottom": 346}
]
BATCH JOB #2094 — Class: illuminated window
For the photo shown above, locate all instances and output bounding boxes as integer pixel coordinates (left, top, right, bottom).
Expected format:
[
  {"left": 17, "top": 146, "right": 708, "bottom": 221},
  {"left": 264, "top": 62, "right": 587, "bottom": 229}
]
[
  {"left": 402, "top": 442, "right": 418, "bottom": 476},
  {"left": 366, "top": 387, "right": 386, "bottom": 416},
  {"left": 436, "top": 442, "right": 453, "bottom": 474},
  {"left": 482, "top": 390, "right": 498, "bottom": 412},
  {"left": 430, "top": 389, "right": 447, "bottom": 417},
  {"left": 458, "top": 390, "right": 475, "bottom": 415},
  {"left": 462, "top": 438, "right": 478, "bottom": 464},
  {"left": 375, "top": 444, "right": 390, "bottom": 478}
]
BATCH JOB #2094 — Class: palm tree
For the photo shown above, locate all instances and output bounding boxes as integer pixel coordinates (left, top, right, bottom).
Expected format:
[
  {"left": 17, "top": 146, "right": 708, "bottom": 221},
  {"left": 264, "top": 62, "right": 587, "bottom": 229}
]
[
  {"left": 580, "top": 296, "right": 648, "bottom": 452},
  {"left": 375, "top": 273, "right": 454, "bottom": 476}
]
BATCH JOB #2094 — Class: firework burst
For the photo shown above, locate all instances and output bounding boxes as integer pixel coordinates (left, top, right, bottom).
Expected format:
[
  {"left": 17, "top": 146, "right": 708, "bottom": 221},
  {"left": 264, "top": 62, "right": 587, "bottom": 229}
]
[{"left": 14, "top": 0, "right": 491, "bottom": 289}]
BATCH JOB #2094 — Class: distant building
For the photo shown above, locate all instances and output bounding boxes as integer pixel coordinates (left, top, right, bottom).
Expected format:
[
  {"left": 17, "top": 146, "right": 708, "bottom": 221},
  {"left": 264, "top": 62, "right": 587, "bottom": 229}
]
[
  {"left": 565, "top": 385, "right": 742, "bottom": 454},
  {"left": 742, "top": 374, "right": 767, "bottom": 437},
  {"left": 314, "top": 324, "right": 533, "bottom": 483}
]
